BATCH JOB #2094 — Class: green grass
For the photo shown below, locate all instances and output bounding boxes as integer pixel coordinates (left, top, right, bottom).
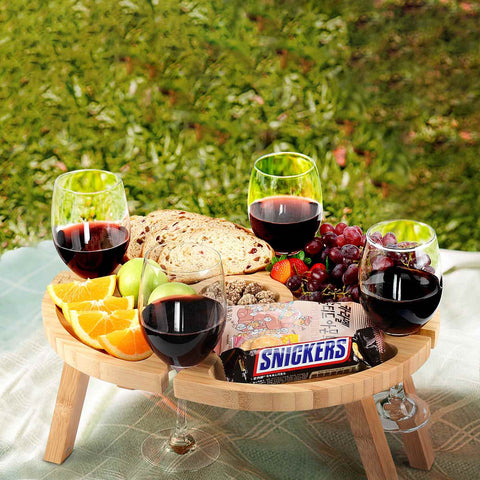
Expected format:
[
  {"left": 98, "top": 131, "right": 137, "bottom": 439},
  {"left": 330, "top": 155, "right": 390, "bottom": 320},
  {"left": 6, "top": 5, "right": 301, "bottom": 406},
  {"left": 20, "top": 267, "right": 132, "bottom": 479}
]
[{"left": 1, "top": 0, "right": 479, "bottom": 252}]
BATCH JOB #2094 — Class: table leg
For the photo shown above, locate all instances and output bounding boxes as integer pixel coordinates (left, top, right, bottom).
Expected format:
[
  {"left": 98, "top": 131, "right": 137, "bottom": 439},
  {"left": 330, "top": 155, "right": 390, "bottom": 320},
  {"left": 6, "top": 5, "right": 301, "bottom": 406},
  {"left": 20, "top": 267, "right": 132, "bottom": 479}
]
[
  {"left": 345, "top": 397, "right": 398, "bottom": 480},
  {"left": 44, "top": 362, "right": 89, "bottom": 464},
  {"left": 400, "top": 375, "right": 435, "bottom": 470}
]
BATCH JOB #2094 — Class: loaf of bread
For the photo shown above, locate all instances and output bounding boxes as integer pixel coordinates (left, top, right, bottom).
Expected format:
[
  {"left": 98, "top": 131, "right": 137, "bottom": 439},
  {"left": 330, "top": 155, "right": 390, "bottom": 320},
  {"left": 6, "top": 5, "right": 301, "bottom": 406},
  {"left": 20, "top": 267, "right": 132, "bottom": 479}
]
[{"left": 126, "top": 209, "right": 274, "bottom": 275}]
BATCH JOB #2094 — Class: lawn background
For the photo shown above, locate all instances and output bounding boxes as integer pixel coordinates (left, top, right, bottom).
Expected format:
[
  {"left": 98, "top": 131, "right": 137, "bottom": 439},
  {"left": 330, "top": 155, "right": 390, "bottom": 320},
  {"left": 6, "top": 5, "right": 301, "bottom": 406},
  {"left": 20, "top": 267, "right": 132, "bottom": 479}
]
[{"left": 1, "top": 0, "right": 479, "bottom": 253}]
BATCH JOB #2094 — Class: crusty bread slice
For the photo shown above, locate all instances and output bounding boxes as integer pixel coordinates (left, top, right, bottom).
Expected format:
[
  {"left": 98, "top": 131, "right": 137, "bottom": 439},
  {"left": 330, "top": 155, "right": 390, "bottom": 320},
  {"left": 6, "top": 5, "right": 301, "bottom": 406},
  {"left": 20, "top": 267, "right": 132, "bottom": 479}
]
[
  {"left": 142, "top": 210, "right": 211, "bottom": 256},
  {"left": 186, "top": 224, "right": 274, "bottom": 274},
  {"left": 125, "top": 215, "right": 148, "bottom": 260},
  {"left": 131, "top": 209, "right": 274, "bottom": 275},
  {"left": 156, "top": 242, "right": 225, "bottom": 283}
]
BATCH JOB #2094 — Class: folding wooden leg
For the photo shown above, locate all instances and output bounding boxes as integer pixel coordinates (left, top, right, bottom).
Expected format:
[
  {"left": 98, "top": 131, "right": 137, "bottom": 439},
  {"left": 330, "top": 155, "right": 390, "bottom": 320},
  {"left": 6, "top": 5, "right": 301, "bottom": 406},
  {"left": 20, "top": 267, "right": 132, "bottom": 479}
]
[
  {"left": 44, "top": 362, "right": 89, "bottom": 464},
  {"left": 400, "top": 375, "right": 435, "bottom": 470},
  {"left": 345, "top": 397, "right": 398, "bottom": 480}
]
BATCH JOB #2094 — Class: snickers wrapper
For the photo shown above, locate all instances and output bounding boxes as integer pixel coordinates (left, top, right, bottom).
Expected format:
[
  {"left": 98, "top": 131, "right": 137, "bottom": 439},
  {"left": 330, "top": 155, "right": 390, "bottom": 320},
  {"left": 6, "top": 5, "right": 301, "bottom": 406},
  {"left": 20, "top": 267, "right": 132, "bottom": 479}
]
[{"left": 220, "top": 327, "right": 384, "bottom": 384}]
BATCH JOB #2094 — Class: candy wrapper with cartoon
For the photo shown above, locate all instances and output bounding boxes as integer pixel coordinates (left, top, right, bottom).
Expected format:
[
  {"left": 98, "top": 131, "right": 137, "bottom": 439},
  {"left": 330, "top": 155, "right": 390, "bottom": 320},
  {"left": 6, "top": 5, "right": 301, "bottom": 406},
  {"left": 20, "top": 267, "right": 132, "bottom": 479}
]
[{"left": 217, "top": 301, "right": 375, "bottom": 354}]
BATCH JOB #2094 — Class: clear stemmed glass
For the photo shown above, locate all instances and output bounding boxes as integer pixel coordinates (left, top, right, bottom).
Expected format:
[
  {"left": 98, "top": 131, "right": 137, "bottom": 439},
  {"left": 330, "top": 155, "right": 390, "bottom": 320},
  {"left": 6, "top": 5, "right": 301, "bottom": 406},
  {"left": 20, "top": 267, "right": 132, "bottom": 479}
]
[
  {"left": 138, "top": 243, "right": 227, "bottom": 472},
  {"left": 51, "top": 169, "right": 130, "bottom": 278},
  {"left": 248, "top": 151, "right": 323, "bottom": 255},
  {"left": 359, "top": 219, "right": 443, "bottom": 432}
]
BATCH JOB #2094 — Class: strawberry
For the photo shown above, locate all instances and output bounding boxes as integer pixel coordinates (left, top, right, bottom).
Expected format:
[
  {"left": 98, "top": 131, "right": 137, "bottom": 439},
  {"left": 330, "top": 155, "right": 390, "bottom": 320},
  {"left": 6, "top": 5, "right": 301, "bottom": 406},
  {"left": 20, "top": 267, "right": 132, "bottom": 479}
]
[
  {"left": 310, "top": 263, "right": 326, "bottom": 272},
  {"left": 288, "top": 258, "right": 308, "bottom": 275},
  {"left": 270, "top": 259, "right": 293, "bottom": 284}
]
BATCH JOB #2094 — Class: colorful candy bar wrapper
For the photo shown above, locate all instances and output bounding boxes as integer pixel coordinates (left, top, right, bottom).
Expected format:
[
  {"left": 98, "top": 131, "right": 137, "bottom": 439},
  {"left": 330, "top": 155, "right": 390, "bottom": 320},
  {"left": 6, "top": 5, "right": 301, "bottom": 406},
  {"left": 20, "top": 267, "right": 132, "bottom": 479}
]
[
  {"left": 217, "top": 301, "right": 384, "bottom": 385},
  {"left": 220, "top": 327, "right": 385, "bottom": 384}
]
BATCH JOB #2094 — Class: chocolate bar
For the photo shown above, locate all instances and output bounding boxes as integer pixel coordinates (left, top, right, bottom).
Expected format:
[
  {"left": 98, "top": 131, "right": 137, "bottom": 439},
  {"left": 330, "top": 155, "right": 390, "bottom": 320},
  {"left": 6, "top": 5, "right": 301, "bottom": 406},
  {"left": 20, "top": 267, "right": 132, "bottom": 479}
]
[{"left": 220, "top": 327, "right": 384, "bottom": 384}]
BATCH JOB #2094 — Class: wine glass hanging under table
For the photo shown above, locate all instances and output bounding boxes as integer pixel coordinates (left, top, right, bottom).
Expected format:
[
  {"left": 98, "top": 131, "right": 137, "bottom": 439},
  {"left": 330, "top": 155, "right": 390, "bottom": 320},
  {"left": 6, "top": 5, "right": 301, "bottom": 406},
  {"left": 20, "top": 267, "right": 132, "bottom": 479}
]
[
  {"left": 138, "top": 243, "right": 227, "bottom": 473},
  {"left": 51, "top": 169, "right": 130, "bottom": 278},
  {"left": 248, "top": 152, "right": 323, "bottom": 255},
  {"left": 359, "top": 219, "right": 443, "bottom": 432}
]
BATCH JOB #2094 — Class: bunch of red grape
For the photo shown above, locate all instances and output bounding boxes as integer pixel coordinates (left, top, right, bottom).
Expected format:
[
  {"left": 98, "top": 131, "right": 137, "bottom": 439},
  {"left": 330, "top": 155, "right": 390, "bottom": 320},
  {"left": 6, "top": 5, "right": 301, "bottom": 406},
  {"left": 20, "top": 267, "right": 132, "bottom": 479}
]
[{"left": 285, "top": 222, "right": 365, "bottom": 303}]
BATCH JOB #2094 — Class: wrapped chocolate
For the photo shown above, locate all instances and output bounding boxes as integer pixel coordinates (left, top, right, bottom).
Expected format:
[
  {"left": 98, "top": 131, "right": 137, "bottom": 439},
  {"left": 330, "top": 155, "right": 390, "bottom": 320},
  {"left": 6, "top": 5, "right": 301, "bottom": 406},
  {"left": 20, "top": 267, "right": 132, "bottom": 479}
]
[
  {"left": 217, "top": 301, "right": 374, "bottom": 354},
  {"left": 220, "top": 327, "right": 384, "bottom": 385}
]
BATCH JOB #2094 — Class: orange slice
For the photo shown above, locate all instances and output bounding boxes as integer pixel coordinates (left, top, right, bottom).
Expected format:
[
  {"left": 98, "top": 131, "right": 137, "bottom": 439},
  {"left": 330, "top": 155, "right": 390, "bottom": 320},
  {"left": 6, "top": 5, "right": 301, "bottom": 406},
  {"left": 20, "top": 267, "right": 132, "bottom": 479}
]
[
  {"left": 98, "top": 324, "right": 153, "bottom": 361},
  {"left": 70, "top": 309, "right": 137, "bottom": 350},
  {"left": 63, "top": 295, "right": 134, "bottom": 325},
  {"left": 47, "top": 275, "right": 116, "bottom": 309}
]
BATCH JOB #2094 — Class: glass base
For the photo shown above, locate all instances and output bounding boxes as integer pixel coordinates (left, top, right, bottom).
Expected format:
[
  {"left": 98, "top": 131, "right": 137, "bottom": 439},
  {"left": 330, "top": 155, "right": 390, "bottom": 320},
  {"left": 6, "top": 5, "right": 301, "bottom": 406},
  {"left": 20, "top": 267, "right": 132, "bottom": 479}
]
[
  {"left": 141, "top": 428, "right": 220, "bottom": 473},
  {"left": 374, "top": 391, "right": 430, "bottom": 433}
]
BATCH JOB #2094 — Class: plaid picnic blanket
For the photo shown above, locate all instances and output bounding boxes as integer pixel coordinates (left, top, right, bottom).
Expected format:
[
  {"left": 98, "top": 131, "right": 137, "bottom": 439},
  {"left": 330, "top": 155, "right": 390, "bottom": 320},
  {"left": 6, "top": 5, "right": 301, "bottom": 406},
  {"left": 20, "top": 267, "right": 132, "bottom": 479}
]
[{"left": 1, "top": 241, "right": 479, "bottom": 479}]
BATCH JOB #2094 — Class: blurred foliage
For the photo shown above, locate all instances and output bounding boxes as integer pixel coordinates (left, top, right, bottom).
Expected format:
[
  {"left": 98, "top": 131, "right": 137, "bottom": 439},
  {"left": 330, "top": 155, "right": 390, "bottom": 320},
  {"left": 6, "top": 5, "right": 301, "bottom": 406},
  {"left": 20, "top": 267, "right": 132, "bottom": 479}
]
[{"left": 0, "top": 0, "right": 479, "bottom": 253}]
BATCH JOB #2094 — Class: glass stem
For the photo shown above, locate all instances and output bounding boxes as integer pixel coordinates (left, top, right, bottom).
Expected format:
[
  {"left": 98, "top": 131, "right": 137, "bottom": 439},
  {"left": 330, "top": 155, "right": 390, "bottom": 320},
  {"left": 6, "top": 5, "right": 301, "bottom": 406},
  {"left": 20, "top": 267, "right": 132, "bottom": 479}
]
[
  {"left": 168, "top": 371, "right": 195, "bottom": 455},
  {"left": 382, "top": 382, "right": 415, "bottom": 421},
  {"left": 389, "top": 383, "right": 406, "bottom": 400}
]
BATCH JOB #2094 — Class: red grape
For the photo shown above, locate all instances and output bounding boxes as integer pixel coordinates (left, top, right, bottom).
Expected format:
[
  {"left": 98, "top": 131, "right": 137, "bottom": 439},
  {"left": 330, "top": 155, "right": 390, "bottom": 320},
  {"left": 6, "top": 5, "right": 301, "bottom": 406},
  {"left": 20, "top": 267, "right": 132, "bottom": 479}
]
[
  {"left": 320, "top": 248, "right": 330, "bottom": 263},
  {"left": 293, "top": 221, "right": 366, "bottom": 304},
  {"left": 320, "top": 223, "right": 335, "bottom": 235},
  {"left": 286, "top": 275, "right": 302, "bottom": 292},
  {"left": 336, "top": 234, "right": 347, "bottom": 247},
  {"left": 323, "top": 231, "right": 338, "bottom": 247},
  {"left": 304, "top": 237, "right": 323, "bottom": 256},
  {"left": 311, "top": 268, "right": 329, "bottom": 284},
  {"left": 341, "top": 244, "right": 360, "bottom": 260},
  {"left": 372, "top": 255, "right": 394, "bottom": 271},
  {"left": 370, "top": 231, "right": 383, "bottom": 244},
  {"left": 307, "top": 279, "right": 321, "bottom": 292},
  {"left": 328, "top": 247, "right": 344, "bottom": 264},
  {"left": 343, "top": 226, "right": 362, "bottom": 246},
  {"left": 310, "top": 291, "right": 324, "bottom": 302},
  {"left": 416, "top": 252, "right": 431, "bottom": 269},
  {"left": 382, "top": 232, "right": 397, "bottom": 247},
  {"left": 349, "top": 286, "right": 360, "bottom": 302},
  {"left": 342, "top": 264, "right": 359, "bottom": 285},
  {"left": 331, "top": 263, "right": 346, "bottom": 280},
  {"left": 335, "top": 222, "right": 347, "bottom": 235},
  {"left": 397, "top": 241, "right": 418, "bottom": 248}
]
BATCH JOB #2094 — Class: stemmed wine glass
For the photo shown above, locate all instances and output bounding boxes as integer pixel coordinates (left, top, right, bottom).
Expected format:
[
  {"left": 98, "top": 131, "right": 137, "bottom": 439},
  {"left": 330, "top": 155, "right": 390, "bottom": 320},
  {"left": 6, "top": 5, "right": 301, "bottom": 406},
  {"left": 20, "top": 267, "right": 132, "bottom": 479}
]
[
  {"left": 248, "top": 152, "right": 323, "bottom": 254},
  {"left": 359, "top": 219, "right": 443, "bottom": 432},
  {"left": 51, "top": 169, "right": 130, "bottom": 278},
  {"left": 138, "top": 243, "right": 227, "bottom": 472}
]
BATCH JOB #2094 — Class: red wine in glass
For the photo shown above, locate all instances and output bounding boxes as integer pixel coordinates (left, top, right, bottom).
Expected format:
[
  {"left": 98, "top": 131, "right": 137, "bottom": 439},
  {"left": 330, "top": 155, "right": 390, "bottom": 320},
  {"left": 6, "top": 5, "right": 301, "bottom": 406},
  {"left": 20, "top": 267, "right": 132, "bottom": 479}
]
[
  {"left": 53, "top": 221, "right": 129, "bottom": 278},
  {"left": 249, "top": 195, "right": 321, "bottom": 254},
  {"left": 141, "top": 294, "right": 226, "bottom": 368},
  {"left": 360, "top": 265, "right": 442, "bottom": 335}
]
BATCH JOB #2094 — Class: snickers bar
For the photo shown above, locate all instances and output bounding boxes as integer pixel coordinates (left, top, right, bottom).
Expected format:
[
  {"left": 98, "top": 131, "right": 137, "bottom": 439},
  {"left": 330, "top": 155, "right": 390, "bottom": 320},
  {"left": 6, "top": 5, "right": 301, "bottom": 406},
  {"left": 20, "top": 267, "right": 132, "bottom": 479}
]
[{"left": 220, "top": 327, "right": 384, "bottom": 384}]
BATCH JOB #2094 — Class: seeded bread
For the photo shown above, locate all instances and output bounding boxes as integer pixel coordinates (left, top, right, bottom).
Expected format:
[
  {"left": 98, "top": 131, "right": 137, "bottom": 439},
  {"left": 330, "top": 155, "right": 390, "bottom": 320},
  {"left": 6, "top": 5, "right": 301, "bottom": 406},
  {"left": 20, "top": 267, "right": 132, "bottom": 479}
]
[
  {"left": 127, "top": 209, "right": 274, "bottom": 275},
  {"left": 125, "top": 210, "right": 202, "bottom": 261},
  {"left": 143, "top": 210, "right": 207, "bottom": 253},
  {"left": 125, "top": 215, "right": 148, "bottom": 260}
]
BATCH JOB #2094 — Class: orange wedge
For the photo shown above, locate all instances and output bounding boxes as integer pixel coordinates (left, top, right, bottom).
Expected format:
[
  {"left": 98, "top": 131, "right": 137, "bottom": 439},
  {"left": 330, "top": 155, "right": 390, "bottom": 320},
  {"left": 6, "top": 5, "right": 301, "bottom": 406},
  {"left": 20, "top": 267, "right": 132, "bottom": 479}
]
[
  {"left": 70, "top": 309, "right": 137, "bottom": 350},
  {"left": 98, "top": 324, "right": 152, "bottom": 361},
  {"left": 47, "top": 275, "right": 116, "bottom": 309},
  {"left": 63, "top": 295, "right": 134, "bottom": 325}
]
